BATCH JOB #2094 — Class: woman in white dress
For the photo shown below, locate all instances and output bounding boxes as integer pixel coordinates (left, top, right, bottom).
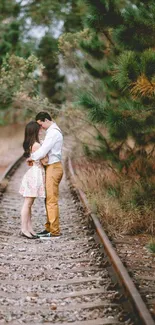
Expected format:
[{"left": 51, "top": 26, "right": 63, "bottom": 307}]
[{"left": 19, "top": 121, "right": 48, "bottom": 239}]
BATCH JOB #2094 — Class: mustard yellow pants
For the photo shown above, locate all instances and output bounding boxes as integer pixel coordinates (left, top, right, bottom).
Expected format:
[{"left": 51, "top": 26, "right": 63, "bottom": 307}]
[{"left": 45, "top": 162, "right": 63, "bottom": 235}]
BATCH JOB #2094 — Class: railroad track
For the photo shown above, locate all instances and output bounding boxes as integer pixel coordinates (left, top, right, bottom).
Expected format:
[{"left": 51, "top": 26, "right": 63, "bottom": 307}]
[
  {"left": 0, "top": 156, "right": 154, "bottom": 325},
  {"left": 0, "top": 155, "right": 24, "bottom": 197}
]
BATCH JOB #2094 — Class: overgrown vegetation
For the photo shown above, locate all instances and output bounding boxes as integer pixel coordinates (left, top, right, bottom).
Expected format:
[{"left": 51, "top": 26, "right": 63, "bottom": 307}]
[
  {"left": 59, "top": 0, "right": 155, "bottom": 235},
  {"left": 74, "top": 156, "right": 154, "bottom": 235}
]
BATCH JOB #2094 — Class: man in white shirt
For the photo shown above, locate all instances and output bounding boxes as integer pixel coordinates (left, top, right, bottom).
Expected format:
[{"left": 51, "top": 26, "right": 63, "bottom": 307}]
[{"left": 28, "top": 111, "right": 63, "bottom": 237}]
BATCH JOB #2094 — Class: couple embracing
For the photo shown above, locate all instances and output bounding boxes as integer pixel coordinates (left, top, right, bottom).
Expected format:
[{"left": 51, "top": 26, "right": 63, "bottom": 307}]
[{"left": 19, "top": 111, "right": 63, "bottom": 239}]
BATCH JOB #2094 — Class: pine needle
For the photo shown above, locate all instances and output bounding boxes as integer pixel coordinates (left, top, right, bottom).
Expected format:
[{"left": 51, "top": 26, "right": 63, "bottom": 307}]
[{"left": 131, "top": 74, "right": 155, "bottom": 98}]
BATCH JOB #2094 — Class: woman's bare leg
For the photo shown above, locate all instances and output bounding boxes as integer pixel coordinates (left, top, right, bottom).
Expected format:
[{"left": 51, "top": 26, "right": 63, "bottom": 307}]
[
  {"left": 21, "top": 197, "right": 35, "bottom": 237},
  {"left": 27, "top": 198, "right": 36, "bottom": 235}
]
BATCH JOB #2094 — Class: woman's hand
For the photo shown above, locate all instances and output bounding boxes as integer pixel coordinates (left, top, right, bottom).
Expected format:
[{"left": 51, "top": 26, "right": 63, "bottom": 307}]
[{"left": 26, "top": 158, "right": 33, "bottom": 166}]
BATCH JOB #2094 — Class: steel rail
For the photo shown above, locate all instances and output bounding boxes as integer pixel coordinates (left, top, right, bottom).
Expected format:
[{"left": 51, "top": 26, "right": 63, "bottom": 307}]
[
  {"left": 68, "top": 157, "right": 155, "bottom": 325},
  {"left": 0, "top": 155, "right": 24, "bottom": 189}
]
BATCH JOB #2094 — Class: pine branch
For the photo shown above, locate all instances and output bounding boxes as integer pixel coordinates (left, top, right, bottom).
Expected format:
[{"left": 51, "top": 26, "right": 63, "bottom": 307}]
[
  {"left": 103, "top": 29, "right": 115, "bottom": 48},
  {"left": 131, "top": 75, "right": 155, "bottom": 98},
  {"left": 80, "top": 34, "right": 106, "bottom": 60},
  {"left": 77, "top": 92, "right": 106, "bottom": 122},
  {"left": 84, "top": 61, "right": 111, "bottom": 79},
  {"left": 146, "top": 144, "right": 155, "bottom": 159}
]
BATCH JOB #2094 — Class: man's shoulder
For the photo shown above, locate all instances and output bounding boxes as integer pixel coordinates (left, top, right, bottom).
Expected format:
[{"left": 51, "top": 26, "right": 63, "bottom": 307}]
[
  {"left": 49, "top": 124, "right": 63, "bottom": 135},
  {"left": 45, "top": 127, "right": 63, "bottom": 141}
]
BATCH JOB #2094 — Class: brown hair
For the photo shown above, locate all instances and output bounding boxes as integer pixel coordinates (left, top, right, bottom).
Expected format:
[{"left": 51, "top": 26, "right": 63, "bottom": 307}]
[{"left": 23, "top": 121, "right": 40, "bottom": 157}]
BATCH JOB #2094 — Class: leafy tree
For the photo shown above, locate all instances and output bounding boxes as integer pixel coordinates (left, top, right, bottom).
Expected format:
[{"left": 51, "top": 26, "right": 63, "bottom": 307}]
[
  {"left": 19, "top": 0, "right": 83, "bottom": 30},
  {"left": 0, "top": 0, "right": 84, "bottom": 105},
  {"left": 0, "top": 0, "right": 85, "bottom": 119},
  {"left": 0, "top": 54, "right": 57, "bottom": 124},
  {"left": 0, "top": 0, "right": 20, "bottom": 21},
  {"left": 63, "top": 0, "right": 85, "bottom": 32},
  {"left": 0, "top": 1, "right": 21, "bottom": 64}
]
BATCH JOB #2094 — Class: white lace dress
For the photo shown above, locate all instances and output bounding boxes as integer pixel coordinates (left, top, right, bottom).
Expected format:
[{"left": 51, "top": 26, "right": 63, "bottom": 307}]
[{"left": 19, "top": 160, "right": 46, "bottom": 198}]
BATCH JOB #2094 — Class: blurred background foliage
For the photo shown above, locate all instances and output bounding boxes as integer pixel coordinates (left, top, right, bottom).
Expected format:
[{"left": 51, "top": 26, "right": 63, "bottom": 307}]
[{"left": 0, "top": 0, "right": 84, "bottom": 123}]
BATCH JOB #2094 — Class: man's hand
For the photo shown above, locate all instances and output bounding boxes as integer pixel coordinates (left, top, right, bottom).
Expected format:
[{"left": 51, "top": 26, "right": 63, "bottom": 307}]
[
  {"left": 41, "top": 155, "right": 48, "bottom": 166},
  {"left": 26, "top": 157, "right": 33, "bottom": 166}
]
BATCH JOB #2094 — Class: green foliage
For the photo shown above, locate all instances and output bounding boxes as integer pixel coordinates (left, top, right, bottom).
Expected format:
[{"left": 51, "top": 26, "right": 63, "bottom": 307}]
[
  {"left": 0, "top": 0, "right": 20, "bottom": 21},
  {"left": 84, "top": 0, "right": 124, "bottom": 30},
  {"left": 84, "top": 61, "right": 110, "bottom": 79},
  {"left": 67, "top": 0, "right": 155, "bottom": 180},
  {"left": 141, "top": 49, "right": 155, "bottom": 79},
  {"left": 0, "top": 53, "right": 59, "bottom": 124},
  {"left": 20, "top": 0, "right": 66, "bottom": 26},
  {"left": 80, "top": 34, "right": 105, "bottom": 59},
  {"left": 37, "top": 33, "right": 65, "bottom": 103},
  {"left": 0, "top": 0, "right": 85, "bottom": 118},
  {"left": 0, "top": 19, "right": 21, "bottom": 64},
  {"left": 82, "top": 129, "right": 124, "bottom": 169},
  {"left": 130, "top": 181, "right": 155, "bottom": 209},
  {"left": 147, "top": 240, "right": 155, "bottom": 253},
  {"left": 114, "top": 4, "right": 155, "bottom": 51},
  {"left": 77, "top": 92, "right": 106, "bottom": 122},
  {"left": 113, "top": 51, "right": 139, "bottom": 90},
  {"left": 105, "top": 110, "right": 141, "bottom": 141},
  {"left": 63, "top": 0, "right": 84, "bottom": 32},
  {"left": 83, "top": 143, "right": 92, "bottom": 157},
  {"left": 107, "top": 184, "right": 121, "bottom": 198},
  {"left": 0, "top": 54, "right": 46, "bottom": 121},
  {"left": 19, "top": 0, "right": 83, "bottom": 30}
]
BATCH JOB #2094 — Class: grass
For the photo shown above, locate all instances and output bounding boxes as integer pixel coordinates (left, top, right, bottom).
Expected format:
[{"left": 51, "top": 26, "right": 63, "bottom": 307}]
[
  {"left": 73, "top": 157, "right": 155, "bottom": 236},
  {"left": 59, "top": 107, "right": 155, "bottom": 236},
  {"left": 147, "top": 239, "right": 155, "bottom": 253},
  {"left": 46, "top": 106, "right": 155, "bottom": 237}
]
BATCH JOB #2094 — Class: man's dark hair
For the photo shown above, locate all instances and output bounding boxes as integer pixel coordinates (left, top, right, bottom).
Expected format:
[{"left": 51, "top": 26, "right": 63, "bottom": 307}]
[{"left": 35, "top": 112, "right": 52, "bottom": 122}]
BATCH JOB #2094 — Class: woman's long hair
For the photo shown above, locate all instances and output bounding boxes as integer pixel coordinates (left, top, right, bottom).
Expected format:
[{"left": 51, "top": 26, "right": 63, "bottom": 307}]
[{"left": 23, "top": 121, "right": 40, "bottom": 158}]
